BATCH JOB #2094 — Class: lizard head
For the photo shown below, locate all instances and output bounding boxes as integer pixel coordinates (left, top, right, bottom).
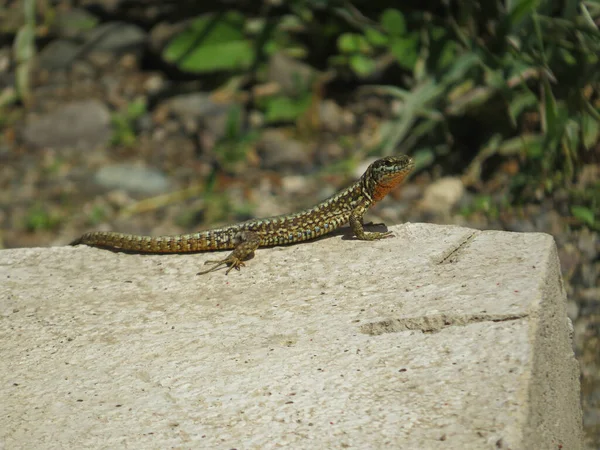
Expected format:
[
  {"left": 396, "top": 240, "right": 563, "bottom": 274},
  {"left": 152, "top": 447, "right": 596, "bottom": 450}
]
[{"left": 363, "top": 155, "right": 415, "bottom": 202}]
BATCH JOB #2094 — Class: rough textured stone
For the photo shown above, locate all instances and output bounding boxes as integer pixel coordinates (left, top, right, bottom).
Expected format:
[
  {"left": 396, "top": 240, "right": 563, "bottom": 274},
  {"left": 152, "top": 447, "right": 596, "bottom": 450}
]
[
  {"left": 420, "top": 177, "right": 465, "bottom": 215},
  {"left": 22, "top": 100, "right": 111, "bottom": 150},
  {"left": 94, "top": 163, "right": 171, "bottom": 195},
  {"left": 0, "top": 223, "right": 582, "bottom": 449}
]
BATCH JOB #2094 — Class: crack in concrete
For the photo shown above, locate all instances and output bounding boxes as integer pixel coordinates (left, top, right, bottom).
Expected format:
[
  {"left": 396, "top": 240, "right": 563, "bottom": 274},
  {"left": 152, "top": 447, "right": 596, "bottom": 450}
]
[
  {"left": 359, "top": 312, "right": 528, "bottom": 335},
  {"left": 434, "top": 230, "right": 480, "bottom": 265}
]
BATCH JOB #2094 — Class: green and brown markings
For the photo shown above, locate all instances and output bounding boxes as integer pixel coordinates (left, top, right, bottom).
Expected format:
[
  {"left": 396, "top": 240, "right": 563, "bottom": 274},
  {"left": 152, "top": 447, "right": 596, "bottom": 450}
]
[{"left": 71, "top": 155, "right": 415, "bottom": 274}]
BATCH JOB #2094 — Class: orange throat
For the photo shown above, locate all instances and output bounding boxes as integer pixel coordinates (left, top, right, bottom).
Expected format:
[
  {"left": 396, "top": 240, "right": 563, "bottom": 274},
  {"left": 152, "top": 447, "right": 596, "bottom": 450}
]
[{"left": 372, "top": 172, "right": 409, "bottom": 202}]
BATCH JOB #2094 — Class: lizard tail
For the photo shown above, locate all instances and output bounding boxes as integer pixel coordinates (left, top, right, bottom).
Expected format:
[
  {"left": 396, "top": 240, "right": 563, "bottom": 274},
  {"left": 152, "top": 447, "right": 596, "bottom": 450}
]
[{"left": 71, "top": 231, "right": 201, "bottom": 253}]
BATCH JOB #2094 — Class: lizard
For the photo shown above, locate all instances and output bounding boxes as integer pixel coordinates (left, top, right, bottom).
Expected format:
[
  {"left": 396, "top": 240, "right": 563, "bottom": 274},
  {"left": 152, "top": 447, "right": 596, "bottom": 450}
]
[{"left": 71, "top": 155, "right": 415, "bottom": 275}]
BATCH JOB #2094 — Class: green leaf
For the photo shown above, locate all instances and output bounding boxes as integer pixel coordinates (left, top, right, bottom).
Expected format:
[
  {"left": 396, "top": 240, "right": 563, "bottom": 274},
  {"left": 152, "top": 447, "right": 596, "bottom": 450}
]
[
  {"left": 582, "top": 111, "right": 600, "bottom": 149},
  {"left": 571, "top": 206, "right": 595, "bottom": 227},
  {"left": 364, "top": 27, "right": 388, "bottom": 47},
  {"left": 508, "top": 0, "right": 538, "bottom": 30},
  {"left": 524, "top": 135, "right": 544, "bottom": 158},
  {"left": 338, "top": 33, "right": 369, "bottom": 54},
  {"left": 381, "top": 9, "right": 406, "bottom": 36},
  {"left": 508, "top": 90, "right": 538, "bottom": 125},
  {"left": 178, "top": 40, "right": 253, "bottom": 72},
  {"left": 562, "top": 118, "right": 580, "bottom": 155},
  {"left": 126, "top": 98, "right": 147, "bottom": 119},
  {"left": 264, "top": 95, "right": 312, "bottom": 123},
  {"left": 14, "top": 26, "right": 36, "bottom": 63},
  {"left": 558, "top": 48, "right": 577, "bottom": 65},
  {"left": 429, "top": 26, "right": 447, "bottom": 42},
  {"left": 389, "top": 37, "right": 417, "bottom": 70},
  {"left": 541, "top": 77, "right": 558, "bottom": 133},
  {"left": 349, "top": 54, "right": 376, "bottom": 77},
  {"left": 163, "top": 12, "right": 254, "bottom": 73},
  {"left": 437, "top": 41, "right": 459, "bottom": 71},
  {"left": 442, "top": 52, "right": 480, "bottom": 85}
]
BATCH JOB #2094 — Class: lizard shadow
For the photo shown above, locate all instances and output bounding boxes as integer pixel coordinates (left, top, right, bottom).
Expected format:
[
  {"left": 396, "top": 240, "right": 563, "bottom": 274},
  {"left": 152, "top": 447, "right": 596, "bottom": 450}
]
[{"left": 339, "top": 222, "right": 390, "bottom": 241}]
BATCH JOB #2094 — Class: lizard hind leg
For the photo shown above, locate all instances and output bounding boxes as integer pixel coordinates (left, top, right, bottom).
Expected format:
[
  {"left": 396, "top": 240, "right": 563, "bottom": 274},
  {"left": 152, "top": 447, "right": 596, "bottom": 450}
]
[{"left": 197, "top": 231, "right": 261, "bottom": 275}]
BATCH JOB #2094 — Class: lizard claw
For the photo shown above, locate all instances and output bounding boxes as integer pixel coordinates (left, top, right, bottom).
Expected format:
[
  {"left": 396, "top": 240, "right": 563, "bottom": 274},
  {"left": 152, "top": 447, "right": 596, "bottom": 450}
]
[{"left": 197, "top": 257, "right": 245, "bottom": 275}]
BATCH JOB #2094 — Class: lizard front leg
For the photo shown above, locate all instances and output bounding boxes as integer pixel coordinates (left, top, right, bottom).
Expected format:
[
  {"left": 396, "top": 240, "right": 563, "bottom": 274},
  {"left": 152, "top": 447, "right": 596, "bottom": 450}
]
[
  {"left": 197, "top": 231, "right": 261, "bottom": 275},
  {"left": 349, "top": 202, "right": 393, "bottom": 241}
]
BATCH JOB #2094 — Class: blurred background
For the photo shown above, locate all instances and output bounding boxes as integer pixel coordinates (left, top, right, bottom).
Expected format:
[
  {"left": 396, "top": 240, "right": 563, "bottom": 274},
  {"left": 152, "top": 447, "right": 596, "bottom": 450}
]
[{"left": 1, "top": 0, "right": 599, "bottom": 445}]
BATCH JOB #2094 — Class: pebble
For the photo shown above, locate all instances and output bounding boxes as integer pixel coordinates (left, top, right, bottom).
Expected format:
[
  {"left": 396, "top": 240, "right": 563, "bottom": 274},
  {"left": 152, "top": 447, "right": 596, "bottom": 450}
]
[
  {"left": 165, "top": 93, "right": 243, "bottom": 141},
  {"left": 37, "top": 40, "right": 82, "bottom": 71},
  {"left": 257, "top": 129, "right": 311, "bottom": 171},
  {"left": 577, "top": 228, "right": 599, "bottom": 261},
  {"left": 94, "top": 164, "right": 172, "bottom": 195},
  {"left": 22, "top": 100, "right": 111, "bottom": 150},
  {"left": 420, "top": 177, "right": 465, "bottom": 215},
  {"left": 267, "top": 52, "right": 318, "bottom": 96}
]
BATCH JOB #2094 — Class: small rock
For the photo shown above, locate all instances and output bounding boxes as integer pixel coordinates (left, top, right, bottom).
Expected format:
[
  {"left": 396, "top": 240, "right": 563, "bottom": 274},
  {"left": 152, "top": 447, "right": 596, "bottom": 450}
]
[
  {"left": 566, "top": 299, "right": 579, "bottom": 321},
  {"left": 580, "top": 288, "right": 600, "bottom": 304},
  {"left": 399, "top": 183, "right": 421, "bottom": 203},
  {"left": 166, "top": 92, "right": 223, "bottom": 117},
  {"left": 144, "top": 74, "right": 165, "bottom": 95},
  {"left": 558, "top": 243, "right": 581, "bottom": 281},
  {"left": 281, "top": 175, "right": 310, "bottom": 196},
  {"left": 314, "top": 141, "right": 344, "bottom": 166},
  {"left": 318, "top": 100, "right": 355, "bottom": 133},
  {"left": 420, "top": 177, "right": 465, "bottom": 215},
  {"left": 164, "top": 93, "right": 243, "bottom": 141},
  {"left": 37, "top": 40, "right": 81, "bottom": 70},
  {"left": 267, "top": 53, "right": 318, "bottom": 96},
  {"left": 94, "top": 164, "right": 171, "bottom": 195},
  {"left": 52, "top": 8, "right": 98, "bottom": 38},
  {"left": 531, "top": 207, "right": 563, "bottom": 235},
  {"left": 71, "top": 60, "right": 96, "bottom": 79},
  {"left": 0, "top": 48, "right": 10, "bottom": 73},
  {"left": 577, "top": 228, "right": 599, "bottom": 262},
  {"left": 83, "top": 22, "right": 147, "bottom": 57},
  {"left": 257, "top": 129, "right": 311, "bottom": 171},
  {"left": 580, "top": 262, "right": 599, "bottom": 289},
  {"left": 504, "top": 218, "right": 537, "bottom": 233},
  {"left": 22, "top": 100, "right": 111, "bottom": 150},
  {"left": 86, "top": 51, "right": 116, "bottom": 69}
]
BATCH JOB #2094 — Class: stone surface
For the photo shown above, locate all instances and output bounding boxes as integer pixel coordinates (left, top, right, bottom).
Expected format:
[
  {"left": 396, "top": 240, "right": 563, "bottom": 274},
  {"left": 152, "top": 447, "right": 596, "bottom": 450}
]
[
  {"left": 267, "top": 52, "right": 318, "bottom": 96},
  {"left": 163, "top": 92, "right": 243, "bottom": 141},
  {"left": 0, "top": 223, "right": 582, "bottom": 449},
  {"left": 22, "top": 100, "right": 111, "bottom": 150},
  {"left": 83, "top": 22, "right": 147, "bottom": 55},
  {"left": 94, "top": 163, "right": 172, "bottom": 195},
  {"left": 420, "top": 177, "right": 465, "bottom": 215},
  {"left": 257, "top": 129, "right": 311, "bottom": 171}
]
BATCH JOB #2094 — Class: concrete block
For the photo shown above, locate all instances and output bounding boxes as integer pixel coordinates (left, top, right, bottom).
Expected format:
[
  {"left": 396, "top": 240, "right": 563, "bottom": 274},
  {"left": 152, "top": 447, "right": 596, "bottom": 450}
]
[{"left": 0, "top": 223, "right": 582, "bottom": 449}]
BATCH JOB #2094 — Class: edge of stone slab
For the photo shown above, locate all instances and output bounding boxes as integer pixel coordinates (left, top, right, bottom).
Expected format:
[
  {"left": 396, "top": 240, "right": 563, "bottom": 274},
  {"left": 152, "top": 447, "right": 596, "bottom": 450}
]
[
  {"left": 524, "top": 238, "right": 582, "bottom": 449},
  {"left": 0, "top": 224, "right": 584, "bottom": 448}
]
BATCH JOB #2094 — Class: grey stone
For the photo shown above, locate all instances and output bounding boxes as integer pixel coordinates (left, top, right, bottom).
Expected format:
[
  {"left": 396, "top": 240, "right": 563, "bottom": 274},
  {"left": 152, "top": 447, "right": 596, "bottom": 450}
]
[
  {"left": 420, "top": 177, "right": 465, "bottom": 215},
  {"left": 267, "top": 52, "right": 318, "bottom": 96},
  {"left": 22, "top": 100, "right": 111, "bottom": 149},
  {"left": 37, "top": 39, "right": 81, "bottom": 70},
  {"left": 83, "top": 22, "right": 147, "bottom": 55},
  {"left": 0, "top": 224, "right": 582, "bottom": 449},
  {"left": 94, "top": 164, "right": 171, "bottom": 195},
  {"left": 318, "top": 99, "right": 355, "bottom": 133},
  {"left": 257, "top": 129, "right": 311, "bottom": 171},
  {"left": 577, "top": 228, "right": 599, "bottom": 262},
  {"left": 53, "top": 8, "right": 99, "bottom": 38},
  {"left": 164, "top": 92, "right": 243, "bottom": 140}
]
